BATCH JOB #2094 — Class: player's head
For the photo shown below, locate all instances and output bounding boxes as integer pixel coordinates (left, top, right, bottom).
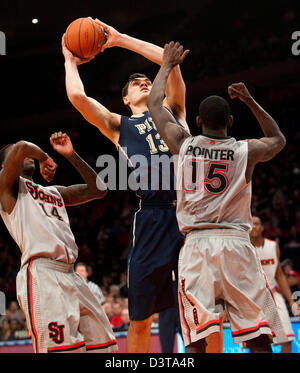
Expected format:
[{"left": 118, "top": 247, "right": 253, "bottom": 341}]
[
  {"left": 122, "top": 73, "right": 152, "bottom": 110},
  {"left": 0, "top": 143, "right": 36, "bottom": 177},
  {"left": 196, "top": 96, "right": 233, "bottom": 133},
  {"left": 75, "top": 262, "right": 88, "bottom": 281},
  {"left": 250, "top": 216, "right": 264, "bottom": 239}
]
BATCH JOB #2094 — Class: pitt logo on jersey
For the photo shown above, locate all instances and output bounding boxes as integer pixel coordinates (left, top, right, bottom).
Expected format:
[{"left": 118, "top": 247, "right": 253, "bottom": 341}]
[
  {"left": 26, "top": 181, "right": 63, "bottom": 207},
  {"left": 135, "top": 117, "right": 169, "bottom": 154}
]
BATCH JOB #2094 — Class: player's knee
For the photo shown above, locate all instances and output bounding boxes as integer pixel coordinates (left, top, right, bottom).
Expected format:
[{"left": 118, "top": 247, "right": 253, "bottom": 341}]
[{"left": 130, "top": 317, "right": 153, "bottom": 334}]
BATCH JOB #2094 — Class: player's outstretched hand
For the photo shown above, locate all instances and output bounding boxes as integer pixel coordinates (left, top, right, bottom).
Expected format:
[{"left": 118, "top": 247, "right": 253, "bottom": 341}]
[
  {"left": 228, "top": 83, "right": 253, "bottom": 104},
  {"left": 61, "top": 34, "right": 94, "bottom": 66},
  {"left": 40, "top": 157, "right": 57, "bottom": 183},
  {"left": 50, "top": 132, "right": 74, "bottom": 159},
  {"left": 93, "top": 18, "right": 120, "bottom": 52},
  {"left": 162, "top": 41, "right": 190, "bottom": 68}
]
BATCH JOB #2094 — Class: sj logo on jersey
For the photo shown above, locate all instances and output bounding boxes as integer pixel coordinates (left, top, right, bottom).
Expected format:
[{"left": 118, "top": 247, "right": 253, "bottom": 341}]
[{"left": 48, "top": 322, "right": 65, "bottom": 344}]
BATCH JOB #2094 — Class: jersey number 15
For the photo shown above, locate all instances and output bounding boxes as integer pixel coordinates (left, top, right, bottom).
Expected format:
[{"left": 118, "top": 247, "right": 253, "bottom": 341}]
[{"left": 185, "top": 160, "right": 229, "bottom": 195}]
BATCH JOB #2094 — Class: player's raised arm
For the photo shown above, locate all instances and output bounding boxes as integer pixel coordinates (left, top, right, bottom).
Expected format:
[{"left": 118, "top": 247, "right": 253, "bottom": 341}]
[
  {"left": 228, "top": 83, "right": 286, "bottom": 183},
  {"left": 62, "top": 35, "right": 121, "bottom": 146},
  {"left": 0, "top": 141, "right": 57, "bottom": 214},
  {"left": 94, "top": 19, "right": 189, "bottom": 129},
  {"left": 228, "top": 83, "right": 286, "bottom": 163},
  {"left": 147, "top": 42, "right": 190, "bottom": 155},
  {"left": 50, "top": 132, "right": 107, "bottom": 206}
]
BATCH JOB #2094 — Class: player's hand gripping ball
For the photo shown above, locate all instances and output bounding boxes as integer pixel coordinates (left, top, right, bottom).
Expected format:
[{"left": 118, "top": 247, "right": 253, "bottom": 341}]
[{"left": 65, "top": 17, "right": 106, "bottom": 59}]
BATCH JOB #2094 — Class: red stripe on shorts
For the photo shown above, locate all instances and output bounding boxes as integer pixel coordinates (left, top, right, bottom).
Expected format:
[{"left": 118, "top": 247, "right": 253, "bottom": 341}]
[
  {"left": 178, "top": 292, "right": 191, "bottom": 345},
  {"left": 86, "top": 339, "right": 117, "bottom": 351},
  {"left": 28, "top": 259, "right": 39, "bottom": 353},
  {"left": 232, "top": 322, "right": 270, "bottom": 337},
  {"left": 196, "top": 319, "right": 220, "bottom": 335},
  {"left": 47, "top": 341, "right": 85, "bottom": 352},
  {"left": 263, "top": 272, "right": 277, "bottom": 306}
]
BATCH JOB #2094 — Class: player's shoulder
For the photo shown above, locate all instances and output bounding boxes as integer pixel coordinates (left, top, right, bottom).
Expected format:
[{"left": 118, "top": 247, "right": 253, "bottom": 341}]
[{"left": 264, "top": 238, "right": 277, "bottom": 246}]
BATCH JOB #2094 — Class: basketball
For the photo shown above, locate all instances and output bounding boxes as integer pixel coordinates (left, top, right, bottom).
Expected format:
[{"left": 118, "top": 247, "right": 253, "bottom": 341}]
[{"left": 65, "top": 17, "right": 106, "bottom": 59}]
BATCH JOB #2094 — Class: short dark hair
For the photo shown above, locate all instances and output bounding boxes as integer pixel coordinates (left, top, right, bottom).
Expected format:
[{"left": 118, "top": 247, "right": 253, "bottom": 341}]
[
  {"left": 199, "top": 96, "right": 231, "bottom": 130},
  {"left": 121, "top": 73, "right": 150, "bottom": 98},
  {"left": 0, "top": 144, "right": 13, "bottom": 165},
  {"left": 74, "top": 262, "right": 88, "bottom": 271}
]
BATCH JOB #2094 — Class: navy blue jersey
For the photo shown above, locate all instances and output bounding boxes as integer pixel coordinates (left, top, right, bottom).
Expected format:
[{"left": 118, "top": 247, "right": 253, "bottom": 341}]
[{"left": 118, "top": 110, "right": 183, "bottom": 202}]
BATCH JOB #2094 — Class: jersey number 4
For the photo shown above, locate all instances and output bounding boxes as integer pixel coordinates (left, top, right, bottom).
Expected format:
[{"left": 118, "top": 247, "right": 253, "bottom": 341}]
[
  {"left": 39, "top": 203, "right": 63, "bottom": 221},
  {"left": 185, "top": 160, "right": 229, "bottom": 194}
]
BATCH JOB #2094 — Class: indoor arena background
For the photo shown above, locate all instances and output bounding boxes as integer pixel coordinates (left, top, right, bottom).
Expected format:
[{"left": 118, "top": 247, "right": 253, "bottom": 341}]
[{"left": 0, "top": 0, "right": 299, "bottom": 353}]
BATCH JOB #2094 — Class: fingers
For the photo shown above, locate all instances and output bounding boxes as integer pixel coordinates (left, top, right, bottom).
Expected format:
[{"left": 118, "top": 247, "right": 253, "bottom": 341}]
[
  {"left": 50, "top": 131, "right": 69, "bottom": 145},
  {"left": 163, "top": 41, "right": 189, "bottom": 65},
  {"left": 94, "top": 18, "right": 110, "bottom": 32},
  {"left": 228, "top": 83, "right": 246, "bottom": 98},
  {"left": 61, "top": 34, "right": 66, "bottom": 47},
  {"left": 40, "top": 160, "right": 57, "bottom": 182}
]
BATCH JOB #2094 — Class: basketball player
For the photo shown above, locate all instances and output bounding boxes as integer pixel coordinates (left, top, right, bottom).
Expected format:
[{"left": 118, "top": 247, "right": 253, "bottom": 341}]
[
  {"left": 250, "top": 216, "right": 300, "bottom": 352},
  {"left": 75, "top": 262, "right": 105, "bottom": 305},
  {"left": 0, "top": 132, "right": 117, "bottom": 353},
  {"left": 147, "top": 41, "right": 288, "bottom": 353},
  {"left": 62, "top": 21, "right": 223, "bottom": 353}
]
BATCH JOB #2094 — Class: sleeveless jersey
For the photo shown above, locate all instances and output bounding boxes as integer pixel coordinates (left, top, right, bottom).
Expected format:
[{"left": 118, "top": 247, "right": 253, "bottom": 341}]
[
  {"left": 118, "top": 110, "right": 181, "bottom": 202},
  {"left": 176, "top": 135, "right": 252, "bottom": 234},
  {"left": 0, "top": 176, "right": 79, "bottom": 267},
  {"left": 255, "top": 239, "right": 278, "bottom": 290}
]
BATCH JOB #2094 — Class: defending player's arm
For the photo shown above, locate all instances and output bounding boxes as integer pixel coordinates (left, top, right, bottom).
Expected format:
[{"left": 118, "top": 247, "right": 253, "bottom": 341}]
[
  {"left": 0, "top": 141, "right": 57, "bottom": 214},
  {"left": 62, "top": 37, "right": 121, "bottom": 146},
  {"left": 94, "top": 19, "right": 189, "bottom": 130},
  {"left": 274, "top": 243, "right": 300, "bottom": 316},
  {"left": 50, "top": 132, "right": 107, "bottom": 206},
  {"left": 147, "top": 42, "right": 190, "bottom": 155}
]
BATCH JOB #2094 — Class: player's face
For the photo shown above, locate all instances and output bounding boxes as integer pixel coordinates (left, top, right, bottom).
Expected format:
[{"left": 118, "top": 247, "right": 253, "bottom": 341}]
[
  {"left": 125, "top": 78, "right": 152, "bottom": 106},
  {"left": 250, "top": 217, "right": 263, "bottom": 238},
  {"left": 22, "top": 158, "right": 36, "bottom": 176},
  {"left": 75, "top": 265, "right": 88, "bottom": 280}
]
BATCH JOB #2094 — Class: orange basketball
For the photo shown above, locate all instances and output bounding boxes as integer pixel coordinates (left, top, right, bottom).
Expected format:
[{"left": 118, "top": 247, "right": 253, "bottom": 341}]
[{"left": 65, "top": 18, "right": 106, "bottom": 59}]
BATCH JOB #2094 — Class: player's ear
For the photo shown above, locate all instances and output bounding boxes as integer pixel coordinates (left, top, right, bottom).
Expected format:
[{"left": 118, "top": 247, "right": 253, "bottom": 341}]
[
  {"left": 227, "top": 115, "right": 233, "bottom": 128},
  {"left": 123, "top": 96, "right": 130, "bottom": 106},
  {"left": 196, "top": 116, "right": 202, "bottom": 128}
]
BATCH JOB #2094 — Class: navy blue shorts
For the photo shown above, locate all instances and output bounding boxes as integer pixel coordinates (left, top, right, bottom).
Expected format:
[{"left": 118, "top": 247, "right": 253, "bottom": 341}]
[{"left": 127, "top": 200, "right": 184, "bottom": 321}]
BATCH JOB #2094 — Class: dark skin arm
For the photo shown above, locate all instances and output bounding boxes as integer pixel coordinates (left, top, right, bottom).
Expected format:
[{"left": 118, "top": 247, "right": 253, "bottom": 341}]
[
  {"left": 228, "top": 83, "right": 286, "bottom": 183},
  {"left": 50, "top": 132, "right": 107, "bottom": 206},
  {"left": 147, "top": 42, "right": 191, "bottom": 155},
  {"left": 0, "top": 141, "right": 57, "bottom": 214}
]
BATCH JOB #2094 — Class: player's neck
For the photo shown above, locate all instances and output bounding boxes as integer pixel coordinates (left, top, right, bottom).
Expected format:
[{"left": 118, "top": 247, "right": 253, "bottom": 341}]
[
  {"left": 251, "top": 237, "right": 264, "bottom": 247},
  {"left": 202, "top": 128, "right": 228, "bottom": 138},
  {"left": 130, "top": 103, "right": 149, "bottom": 116},
  {"left": 21, "top": 173, "right": 33, "bottom": 181}
]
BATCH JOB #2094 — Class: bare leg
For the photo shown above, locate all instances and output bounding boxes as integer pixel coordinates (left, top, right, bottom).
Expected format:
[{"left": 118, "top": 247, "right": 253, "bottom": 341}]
[
  {"left": 186, "top": 338, "right": 207, "bottom": 353},
  {"left": 126, "top": 315, "right": 153, "bottom": 353},
  {"left": 246, "top": 334, "right": 272, "bottom": 353},
  {"left": 206, "top": 317, "right": 224, "bottom": 353},
  {"left": 280, "top": 342, "right": 292, "bottom": 353}
]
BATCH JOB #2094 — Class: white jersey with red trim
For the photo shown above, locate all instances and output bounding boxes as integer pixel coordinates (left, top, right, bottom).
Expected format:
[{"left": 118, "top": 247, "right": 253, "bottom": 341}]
[
  {"left": 255, "top": 239, "right": 278, "bottom": 290},
  {"left": 0, "top": 176, "right": 78, "bottom": 266},
  {"left": 176, "top": 135, "right": 252, "bottom": 234}
]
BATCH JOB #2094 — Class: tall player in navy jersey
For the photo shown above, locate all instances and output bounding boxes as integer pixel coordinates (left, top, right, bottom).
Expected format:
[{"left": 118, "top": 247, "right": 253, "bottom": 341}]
[{"left": 61, "top": 20, "right": 207, "bottom": 353}]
